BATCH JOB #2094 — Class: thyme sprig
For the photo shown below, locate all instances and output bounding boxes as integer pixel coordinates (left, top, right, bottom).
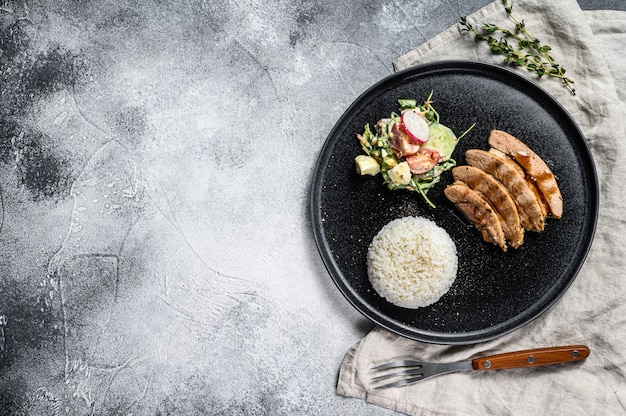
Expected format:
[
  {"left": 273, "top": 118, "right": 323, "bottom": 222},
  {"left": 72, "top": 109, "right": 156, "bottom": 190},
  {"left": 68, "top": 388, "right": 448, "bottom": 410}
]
[{"left": 460, "top": 0, "right": 575, "bottom": 95}]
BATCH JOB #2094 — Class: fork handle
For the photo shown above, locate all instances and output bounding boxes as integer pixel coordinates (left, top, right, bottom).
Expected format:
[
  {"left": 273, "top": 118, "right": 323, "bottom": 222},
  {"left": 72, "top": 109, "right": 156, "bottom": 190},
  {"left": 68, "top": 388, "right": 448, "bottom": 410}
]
[{"left": 472, "top": 345, "right": 590, "bottom": 370}]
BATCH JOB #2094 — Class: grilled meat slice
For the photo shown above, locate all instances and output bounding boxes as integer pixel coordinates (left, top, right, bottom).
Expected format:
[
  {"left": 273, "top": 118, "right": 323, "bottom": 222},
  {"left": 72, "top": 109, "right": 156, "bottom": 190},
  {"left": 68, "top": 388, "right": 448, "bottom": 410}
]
[
  {"left": 452, "top": 165, "right": 524, "bottom": 248},
  {"left": 488, "top": 130, "right": 563, "bottom": 219},
  {"left": 489, "top": 148, "right": 548, "bottom": 220},
  {"left": 465, "top": 149, "right": 545, "bottom": 232},
  {"left": 444, "top": 182, "right": 507, "bottom": 251}
]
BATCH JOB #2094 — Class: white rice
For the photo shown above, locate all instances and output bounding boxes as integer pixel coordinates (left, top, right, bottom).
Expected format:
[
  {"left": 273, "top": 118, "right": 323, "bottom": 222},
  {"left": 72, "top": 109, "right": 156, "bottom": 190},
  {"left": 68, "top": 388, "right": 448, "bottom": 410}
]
[{"left": 367, "top": 217, "right": 458, "bottom": 309}]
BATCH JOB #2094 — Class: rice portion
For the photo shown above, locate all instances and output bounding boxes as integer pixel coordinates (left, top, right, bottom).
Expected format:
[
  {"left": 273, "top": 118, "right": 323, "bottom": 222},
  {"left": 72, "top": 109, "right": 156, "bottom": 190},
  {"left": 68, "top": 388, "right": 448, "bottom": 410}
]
[{"left": 367, "top": 217, "right": 458, "bottom": 309}]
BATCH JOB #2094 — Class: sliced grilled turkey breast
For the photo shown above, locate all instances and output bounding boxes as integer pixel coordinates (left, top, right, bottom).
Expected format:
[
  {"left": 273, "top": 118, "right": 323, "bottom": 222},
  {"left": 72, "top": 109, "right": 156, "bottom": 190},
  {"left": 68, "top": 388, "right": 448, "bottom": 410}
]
[
  {"left": 444, "top": 182, "right": 507, "bottom": 251},
  {"left": 488, "top": 130, "right": 563, "bottom": 219},
  {"left": 452, "top": 165, "right": 524, "bottom": 248},
  {"left": 489, "top": 148, "right": 548, "bottom": 220},
  {"left": 465, "top": 149, "right": 545, "bottom": 232}
]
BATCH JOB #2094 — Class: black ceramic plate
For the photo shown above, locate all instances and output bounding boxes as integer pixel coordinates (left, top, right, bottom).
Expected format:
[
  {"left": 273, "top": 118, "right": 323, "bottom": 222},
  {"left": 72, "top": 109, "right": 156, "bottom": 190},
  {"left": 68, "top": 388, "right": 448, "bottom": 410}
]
[{"left": 311, "top": 60, "right": 598, "bottom": 345}]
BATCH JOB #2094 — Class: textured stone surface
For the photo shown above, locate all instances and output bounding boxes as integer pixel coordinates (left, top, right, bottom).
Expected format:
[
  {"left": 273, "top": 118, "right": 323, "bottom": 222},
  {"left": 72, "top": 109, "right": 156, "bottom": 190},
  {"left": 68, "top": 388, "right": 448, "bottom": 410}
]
[{"left": 0, "top": 0, "right": 623, "bottom": 414}]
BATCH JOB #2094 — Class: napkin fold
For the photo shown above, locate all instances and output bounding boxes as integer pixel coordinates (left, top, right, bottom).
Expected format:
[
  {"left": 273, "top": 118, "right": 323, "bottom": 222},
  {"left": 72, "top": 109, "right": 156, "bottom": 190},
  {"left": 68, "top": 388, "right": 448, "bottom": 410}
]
[{"left": 337, "top": 1, "right": 626, "bottom": 415}]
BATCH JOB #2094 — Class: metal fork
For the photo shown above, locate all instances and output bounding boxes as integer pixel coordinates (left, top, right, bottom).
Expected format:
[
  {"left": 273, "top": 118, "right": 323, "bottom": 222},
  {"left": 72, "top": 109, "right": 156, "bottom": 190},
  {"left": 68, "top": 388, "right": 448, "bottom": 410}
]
[{"left": 370, "top": 345, "right": 590, "bottom": 389}]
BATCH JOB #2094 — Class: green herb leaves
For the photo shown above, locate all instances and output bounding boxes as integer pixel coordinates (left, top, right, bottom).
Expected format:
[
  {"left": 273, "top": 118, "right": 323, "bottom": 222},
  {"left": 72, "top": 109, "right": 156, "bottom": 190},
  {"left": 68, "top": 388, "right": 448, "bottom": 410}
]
[{"left": 460, "top": 0, "right": 575, "bottom": 95}]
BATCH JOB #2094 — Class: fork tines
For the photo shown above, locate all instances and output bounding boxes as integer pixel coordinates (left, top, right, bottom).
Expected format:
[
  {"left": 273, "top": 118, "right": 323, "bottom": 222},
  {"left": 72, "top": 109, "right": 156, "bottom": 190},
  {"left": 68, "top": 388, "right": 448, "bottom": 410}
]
[
  {"left": 371, "top": 359, "right": 423, "bottom": 371},
  {"left": 370, "top": 360, "right": 425, "bottom": 389}
]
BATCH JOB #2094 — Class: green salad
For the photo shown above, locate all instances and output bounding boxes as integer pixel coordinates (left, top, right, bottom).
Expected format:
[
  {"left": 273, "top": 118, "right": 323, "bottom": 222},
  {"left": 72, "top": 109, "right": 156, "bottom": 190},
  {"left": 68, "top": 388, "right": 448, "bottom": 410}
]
[{"left": 355, "top": 93, "right": 474, "bottom": 207}]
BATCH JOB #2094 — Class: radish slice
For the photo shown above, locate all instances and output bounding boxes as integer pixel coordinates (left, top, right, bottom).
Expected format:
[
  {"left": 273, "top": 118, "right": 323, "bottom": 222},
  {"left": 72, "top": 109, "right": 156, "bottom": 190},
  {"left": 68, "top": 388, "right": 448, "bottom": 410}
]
[
  {"left": 401, "top": 110, "right": 430, "bottom": 144},
  {"left": 406, "top": 148, "right": 440, "bottom": 174}
]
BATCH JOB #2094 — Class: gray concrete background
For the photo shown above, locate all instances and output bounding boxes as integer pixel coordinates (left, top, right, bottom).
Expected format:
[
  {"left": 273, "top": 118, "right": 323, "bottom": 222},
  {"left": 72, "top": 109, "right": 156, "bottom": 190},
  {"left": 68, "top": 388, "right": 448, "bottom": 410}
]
[{"left": 0, "top": 0, "right": 623, "bottom": 414}]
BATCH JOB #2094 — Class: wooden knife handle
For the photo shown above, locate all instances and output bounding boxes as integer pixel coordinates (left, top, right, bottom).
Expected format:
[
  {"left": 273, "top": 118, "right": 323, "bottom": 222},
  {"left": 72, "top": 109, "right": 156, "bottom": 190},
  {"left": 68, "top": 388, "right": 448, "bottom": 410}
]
[{"left": 472, "top": 345, "right": 590, "bottom": 370}]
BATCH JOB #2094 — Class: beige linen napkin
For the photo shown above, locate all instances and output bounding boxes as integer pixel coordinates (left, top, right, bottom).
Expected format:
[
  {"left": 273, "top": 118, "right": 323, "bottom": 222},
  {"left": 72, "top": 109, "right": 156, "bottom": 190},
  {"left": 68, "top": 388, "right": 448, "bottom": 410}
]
[{"left": 337, "top": 1, "right": 626, "bottom": 415}]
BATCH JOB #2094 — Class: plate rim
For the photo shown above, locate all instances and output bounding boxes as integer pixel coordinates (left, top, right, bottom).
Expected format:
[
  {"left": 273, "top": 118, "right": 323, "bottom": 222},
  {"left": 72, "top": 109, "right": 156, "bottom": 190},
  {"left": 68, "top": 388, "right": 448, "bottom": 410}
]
[{"left": 310, "top": 59, "right": 599, "bottom": 345}]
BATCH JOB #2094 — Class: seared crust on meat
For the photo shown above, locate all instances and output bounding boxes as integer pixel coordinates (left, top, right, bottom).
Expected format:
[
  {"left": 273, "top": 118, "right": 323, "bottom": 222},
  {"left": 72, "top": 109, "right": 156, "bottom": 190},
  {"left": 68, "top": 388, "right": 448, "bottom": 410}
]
[
  {"left": 488, "top": 130, "right": 563, "bottom": 219},
  {"left": 444, "top": 182, "right": 507, "bottom": 251},
  {"left": 489, "top": 148, "right": 548, "bottom": 220},
  {"left": 465, "top": 149, "right": 545, "bottom": 232},
  {"left": 452, "top": 165, "right": 524, "bottom": 248}
]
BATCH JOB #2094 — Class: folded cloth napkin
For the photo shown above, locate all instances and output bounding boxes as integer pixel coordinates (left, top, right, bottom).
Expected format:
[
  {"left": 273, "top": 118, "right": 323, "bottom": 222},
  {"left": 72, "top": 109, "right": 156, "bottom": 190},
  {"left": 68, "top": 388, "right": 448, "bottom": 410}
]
[{"left": 337, "top": 1, "right": 626, "bottom": 415}]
